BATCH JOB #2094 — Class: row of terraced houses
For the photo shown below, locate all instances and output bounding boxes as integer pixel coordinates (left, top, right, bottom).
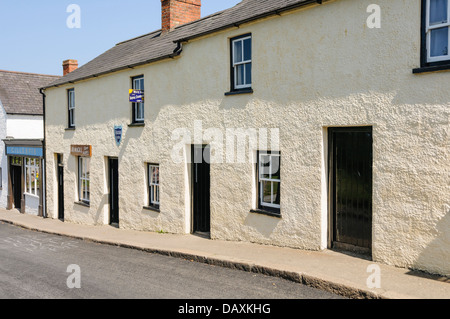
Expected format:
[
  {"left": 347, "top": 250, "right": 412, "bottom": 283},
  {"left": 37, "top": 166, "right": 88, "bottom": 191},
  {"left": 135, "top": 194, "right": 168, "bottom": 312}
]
[{"left": 0, "top": 0, "right": 448, "bottom": 277}]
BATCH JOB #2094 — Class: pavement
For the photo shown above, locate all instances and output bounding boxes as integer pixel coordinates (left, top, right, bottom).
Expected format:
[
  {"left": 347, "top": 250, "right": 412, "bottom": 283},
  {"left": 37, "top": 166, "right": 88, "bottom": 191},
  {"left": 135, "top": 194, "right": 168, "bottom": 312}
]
[{"left": 0, "top": 209, "right": 449, "bottom": 299}]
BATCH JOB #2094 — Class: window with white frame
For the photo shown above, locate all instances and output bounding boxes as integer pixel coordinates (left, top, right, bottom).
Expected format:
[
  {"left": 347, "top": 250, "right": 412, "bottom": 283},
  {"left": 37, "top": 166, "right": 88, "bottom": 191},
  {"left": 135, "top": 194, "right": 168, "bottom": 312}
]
[
  {"left": 426, "top": 0, "right": 450, "bottom": 63},
  {"left": 231, "top": 34, "right": 252, "bottom": 90},
  {"left": 148, "top": 164, "right": 160, "bottom": 209},
  {"left": 68, "top": 89, "right": 75, "bottom": 128},
  {"left": 132, "top": 76, "right": 145, "bottom": 123},
  {"left": 25, "top": 158, "right": 40, "bottom": 196},
  {"left": 78, "top": 157, "right": 90, "bottom": 204},
  {"left": 258, "top": 151, "right": 280, "bottom": 213}
]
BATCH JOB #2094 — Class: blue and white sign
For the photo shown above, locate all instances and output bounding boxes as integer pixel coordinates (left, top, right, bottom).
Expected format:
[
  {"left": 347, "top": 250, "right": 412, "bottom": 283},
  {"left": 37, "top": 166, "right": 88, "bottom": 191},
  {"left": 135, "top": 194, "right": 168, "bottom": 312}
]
[
  {"left": 6, "top": 146, "right": 43, "bottom": 157},
  {"left": 114, "top": 125, "right": 123, "bottom": 146},
  {"left": 129, "top": 89, "right": 144, "bottom": 103}
]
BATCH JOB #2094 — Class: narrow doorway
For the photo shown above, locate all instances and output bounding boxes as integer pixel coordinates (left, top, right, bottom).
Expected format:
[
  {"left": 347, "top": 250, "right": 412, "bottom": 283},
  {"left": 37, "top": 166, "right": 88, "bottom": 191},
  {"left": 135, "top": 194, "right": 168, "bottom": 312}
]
[
  {"left": 192, "top": 145, "right": 211, "bottom": 236},
  {"left": 329, "top": 127, "right": 373, "bottom": 254},
  {"left": 11, "top": 164, "right": 22, "bottom": 210},
  {"left": 109, "top": 158, "right": 119, "bottom": 226},
  {"left": 57, "top": 154, "right": 64, "bottom": 221}
]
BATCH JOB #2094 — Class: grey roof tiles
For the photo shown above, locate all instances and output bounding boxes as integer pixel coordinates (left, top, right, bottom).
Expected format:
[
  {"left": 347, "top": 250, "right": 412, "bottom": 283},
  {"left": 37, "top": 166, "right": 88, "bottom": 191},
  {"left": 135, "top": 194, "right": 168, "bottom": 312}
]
[
  {"left": 44, "top": 0, "right": 314, "bottom": 88},
  {"left": 0, "top": 70, "right": 60, "bottom": 115}
]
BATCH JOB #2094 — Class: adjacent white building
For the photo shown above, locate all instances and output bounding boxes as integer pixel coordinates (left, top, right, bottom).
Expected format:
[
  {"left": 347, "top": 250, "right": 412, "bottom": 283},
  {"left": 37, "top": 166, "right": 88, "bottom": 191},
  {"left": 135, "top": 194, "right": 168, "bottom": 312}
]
[{"left": 0, "top": 70, "right": 59, "bottom": 216}]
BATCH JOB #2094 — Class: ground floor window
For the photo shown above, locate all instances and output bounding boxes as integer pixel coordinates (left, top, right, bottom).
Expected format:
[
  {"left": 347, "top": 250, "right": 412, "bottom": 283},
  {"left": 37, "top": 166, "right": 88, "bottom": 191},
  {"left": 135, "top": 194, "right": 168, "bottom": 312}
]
[
  {"left": 148, "top": 164, "right": 160, "bottom": 209},
  {"left": 258, "top": 151, "right": 281, "bottom": 213},
  {"left": 25, "top": 158, "right": 39, "bottom": 196},
  {"left": 78, "top": 157, "right": 90, "bottom": 204}
]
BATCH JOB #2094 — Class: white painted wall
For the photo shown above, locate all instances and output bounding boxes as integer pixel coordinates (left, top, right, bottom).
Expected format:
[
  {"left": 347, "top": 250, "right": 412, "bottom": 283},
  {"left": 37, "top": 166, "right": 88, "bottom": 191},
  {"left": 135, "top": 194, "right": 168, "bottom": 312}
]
[
  {"left": 6, "top": 115, "right": 44, "bottom": 139},
  {"left": 0, "top": 101, "right": 7, "bottom": 209},
  {"left": 44, "top": 0, "right": 449, "bottom": 276}
]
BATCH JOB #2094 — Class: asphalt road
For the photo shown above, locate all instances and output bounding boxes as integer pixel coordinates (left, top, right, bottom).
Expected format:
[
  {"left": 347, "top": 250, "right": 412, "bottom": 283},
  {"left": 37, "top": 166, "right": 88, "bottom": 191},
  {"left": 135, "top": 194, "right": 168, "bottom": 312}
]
[{"left": 0, "top": 222, "right": 345, "bottom": 300}]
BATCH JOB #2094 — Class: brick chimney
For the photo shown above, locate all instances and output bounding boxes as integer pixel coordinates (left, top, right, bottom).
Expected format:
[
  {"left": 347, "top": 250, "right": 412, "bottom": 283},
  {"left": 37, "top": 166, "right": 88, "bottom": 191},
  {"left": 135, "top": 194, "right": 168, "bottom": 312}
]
[
  {"left": 63, "top": 59, "right": 78, "bottom": 76},
  {"left": 161, "top": 0, "right": 201, "bottom": 32}
]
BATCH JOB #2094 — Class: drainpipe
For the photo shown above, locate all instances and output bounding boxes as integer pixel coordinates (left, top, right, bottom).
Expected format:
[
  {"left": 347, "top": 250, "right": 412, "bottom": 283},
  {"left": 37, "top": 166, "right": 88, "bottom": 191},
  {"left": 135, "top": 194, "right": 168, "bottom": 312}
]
[{"left": 39, "top": 88, "right": 47, "bottom": 218}]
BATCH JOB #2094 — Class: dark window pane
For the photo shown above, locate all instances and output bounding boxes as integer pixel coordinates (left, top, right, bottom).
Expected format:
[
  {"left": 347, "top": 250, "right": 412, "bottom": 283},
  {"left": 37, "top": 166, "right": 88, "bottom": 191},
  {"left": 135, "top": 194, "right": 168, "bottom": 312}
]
[
  {"left": 271, "top": 156, "right": 280, "bottom": 180},
  {"left": 430, "top": 0, "right": 448, "bottom": 25},
  {"left": 273, "top": 182, "right": 280, "bottom": 205},
  {"left": 234, "top": 40, "right": 243, "bottom": 63},
  {"left": 430, "top": 27, "right": 449, "bottom": 57},
  {"left": 260, "top": 155, "right": 271, "bottom": 179},
  {"left": 244, "top": 38, "right": 252, "bottom": 61},
  {"left": 245, "top": 63, "right": 252, "bottom": 85}
]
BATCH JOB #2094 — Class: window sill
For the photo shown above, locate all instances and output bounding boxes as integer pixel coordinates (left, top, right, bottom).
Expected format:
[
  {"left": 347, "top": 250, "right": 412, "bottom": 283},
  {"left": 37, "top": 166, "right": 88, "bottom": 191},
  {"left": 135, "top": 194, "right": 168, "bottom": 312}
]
[
  {"left": 24, "top": 193, "right": 39, "bottom": 199},
  {"left": 74, "top": 201, "right": 90, "bottom": 208},
  {"left": 413, "top": 64, "right": 450, "bottom": 74},
  {"left": 65, "top": 127, "right": 76, "bottom": 131},
  {"left": 225, "top": 88, "right": 253, "bottom": 96},
  {"left": 128, "top": 123, "right": 145, "bottom": 127},
  {"left": 143, "top": 206, "right": 160, "bottom": 213},
  {"left": 250, "top": 209, "right": 281, "bottom": 218}
]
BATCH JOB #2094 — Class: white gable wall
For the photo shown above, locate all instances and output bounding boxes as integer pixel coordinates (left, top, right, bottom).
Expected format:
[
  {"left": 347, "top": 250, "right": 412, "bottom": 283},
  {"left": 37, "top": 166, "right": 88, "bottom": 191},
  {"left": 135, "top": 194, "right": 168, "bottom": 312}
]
[{"left": 6, "top": 115, "right": 44, "bottom": 139}]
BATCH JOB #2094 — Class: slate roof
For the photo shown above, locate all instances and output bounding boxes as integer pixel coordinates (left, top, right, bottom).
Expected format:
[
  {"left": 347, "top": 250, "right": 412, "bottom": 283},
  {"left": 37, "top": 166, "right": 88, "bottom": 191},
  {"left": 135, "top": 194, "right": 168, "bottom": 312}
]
[
  {"left": 0, "top": 70, "right": 60, "bottom": 115},
  {"left": 44, "top": 0, "right": 317, "bottom": 89}
]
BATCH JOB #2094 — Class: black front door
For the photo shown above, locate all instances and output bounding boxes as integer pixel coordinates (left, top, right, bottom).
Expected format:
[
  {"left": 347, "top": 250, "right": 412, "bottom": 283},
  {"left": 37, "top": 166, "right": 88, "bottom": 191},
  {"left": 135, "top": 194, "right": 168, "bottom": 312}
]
[
  {"left": 329, "top": 127, "right": 373, "bottom": 253},
  {"left": 57, "top": 155, "right": 65, "bottom": 221},
  {"left": 192, "top": 145, "right": 210, "bottom": 234},
  {"left": 109, "top": 158, "right": 119, "bottom": 225},
  {"left": 11, "top": 165, "right": 22, "bottom": 210}
]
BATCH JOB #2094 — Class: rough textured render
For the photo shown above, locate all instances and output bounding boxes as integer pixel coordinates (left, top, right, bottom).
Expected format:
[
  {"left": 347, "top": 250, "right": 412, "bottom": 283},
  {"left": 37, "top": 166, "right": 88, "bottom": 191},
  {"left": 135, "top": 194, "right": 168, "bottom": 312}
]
[{"left": 44, "top": 0, "right": 449, "bottom": 277}]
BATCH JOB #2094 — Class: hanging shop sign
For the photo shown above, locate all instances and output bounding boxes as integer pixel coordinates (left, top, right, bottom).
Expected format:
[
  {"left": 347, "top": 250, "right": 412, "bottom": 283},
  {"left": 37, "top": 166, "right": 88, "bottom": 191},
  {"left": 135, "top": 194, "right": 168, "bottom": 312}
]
[{"left": 70, "top": 145, "right": 92, "bottom": 157}]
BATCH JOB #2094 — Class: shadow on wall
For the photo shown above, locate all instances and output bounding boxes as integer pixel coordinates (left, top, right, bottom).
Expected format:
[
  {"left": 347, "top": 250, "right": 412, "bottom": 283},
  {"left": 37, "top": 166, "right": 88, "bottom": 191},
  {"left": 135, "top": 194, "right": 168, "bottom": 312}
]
[
  {"left": 410, "top": 205, "right": 450, "bottom": 278},
  {"left": 244, "top": 213, "right": 281, "bottom": 238}
]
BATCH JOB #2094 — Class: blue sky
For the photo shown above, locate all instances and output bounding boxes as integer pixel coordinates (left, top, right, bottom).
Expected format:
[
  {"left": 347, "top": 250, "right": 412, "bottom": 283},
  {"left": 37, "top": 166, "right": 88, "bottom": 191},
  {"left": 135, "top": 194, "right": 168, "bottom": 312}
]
[{"left": 0, "top": 1, "right": 241, "bottom": 76}]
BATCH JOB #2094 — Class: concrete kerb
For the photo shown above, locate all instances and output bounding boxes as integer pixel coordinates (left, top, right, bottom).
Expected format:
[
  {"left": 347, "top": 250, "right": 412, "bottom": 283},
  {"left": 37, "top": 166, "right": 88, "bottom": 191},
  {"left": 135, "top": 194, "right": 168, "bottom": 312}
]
[{"left": 0, "top": 218, "right": 383, "bottom": 299}]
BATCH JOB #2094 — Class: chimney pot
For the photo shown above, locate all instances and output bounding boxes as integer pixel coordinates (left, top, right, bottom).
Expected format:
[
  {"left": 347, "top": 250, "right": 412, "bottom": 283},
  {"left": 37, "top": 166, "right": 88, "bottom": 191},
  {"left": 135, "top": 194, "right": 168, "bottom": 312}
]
[{"left": 63, "top": 59, "right": 78, "bottom": 76}]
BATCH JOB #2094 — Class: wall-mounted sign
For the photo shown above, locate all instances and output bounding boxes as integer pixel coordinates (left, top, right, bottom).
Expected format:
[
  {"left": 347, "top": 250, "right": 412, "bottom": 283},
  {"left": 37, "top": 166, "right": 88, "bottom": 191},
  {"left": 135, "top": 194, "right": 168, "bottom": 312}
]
[
  {"left": 70, "top": 145, "right": 92, "bottom": 157},
  {"left": 129, "top": 89, "right": 144, "bottom": 103},
  {"left": 6, "top": 146, "right": 43, "bottom": 157},
  {"left": 114, "top": 125, "right": 123, "bottom": 146}
]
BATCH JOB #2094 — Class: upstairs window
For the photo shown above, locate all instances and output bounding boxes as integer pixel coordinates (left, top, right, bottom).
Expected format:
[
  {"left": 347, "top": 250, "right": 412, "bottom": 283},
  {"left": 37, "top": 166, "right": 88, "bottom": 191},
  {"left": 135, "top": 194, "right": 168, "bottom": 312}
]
[
  {"left": 425, "top": 0, "right": 450, "bottom": 63},
  {"left": 231, "top": 34, "right": 252, "bottom": 91},
  {"left": 132, "top": 76, "right": 145, "bottom": 124},
  {"left": 68, "top": 89, "right": 75, "bottom": 128}
]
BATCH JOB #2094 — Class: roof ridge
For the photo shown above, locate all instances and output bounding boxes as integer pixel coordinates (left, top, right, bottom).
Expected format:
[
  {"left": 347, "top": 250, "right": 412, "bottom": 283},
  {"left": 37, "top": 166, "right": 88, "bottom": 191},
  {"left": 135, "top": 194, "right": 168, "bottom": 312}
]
[{"left": 0, "top": 69, "right": 60, "bottom": 78}]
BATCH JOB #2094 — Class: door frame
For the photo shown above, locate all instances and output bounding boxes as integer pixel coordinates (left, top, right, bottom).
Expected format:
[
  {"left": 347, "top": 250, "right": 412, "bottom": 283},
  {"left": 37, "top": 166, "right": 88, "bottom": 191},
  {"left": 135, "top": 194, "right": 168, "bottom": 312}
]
[{"left": 327, "top": 126, "right": 373, "bottom": 254}]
